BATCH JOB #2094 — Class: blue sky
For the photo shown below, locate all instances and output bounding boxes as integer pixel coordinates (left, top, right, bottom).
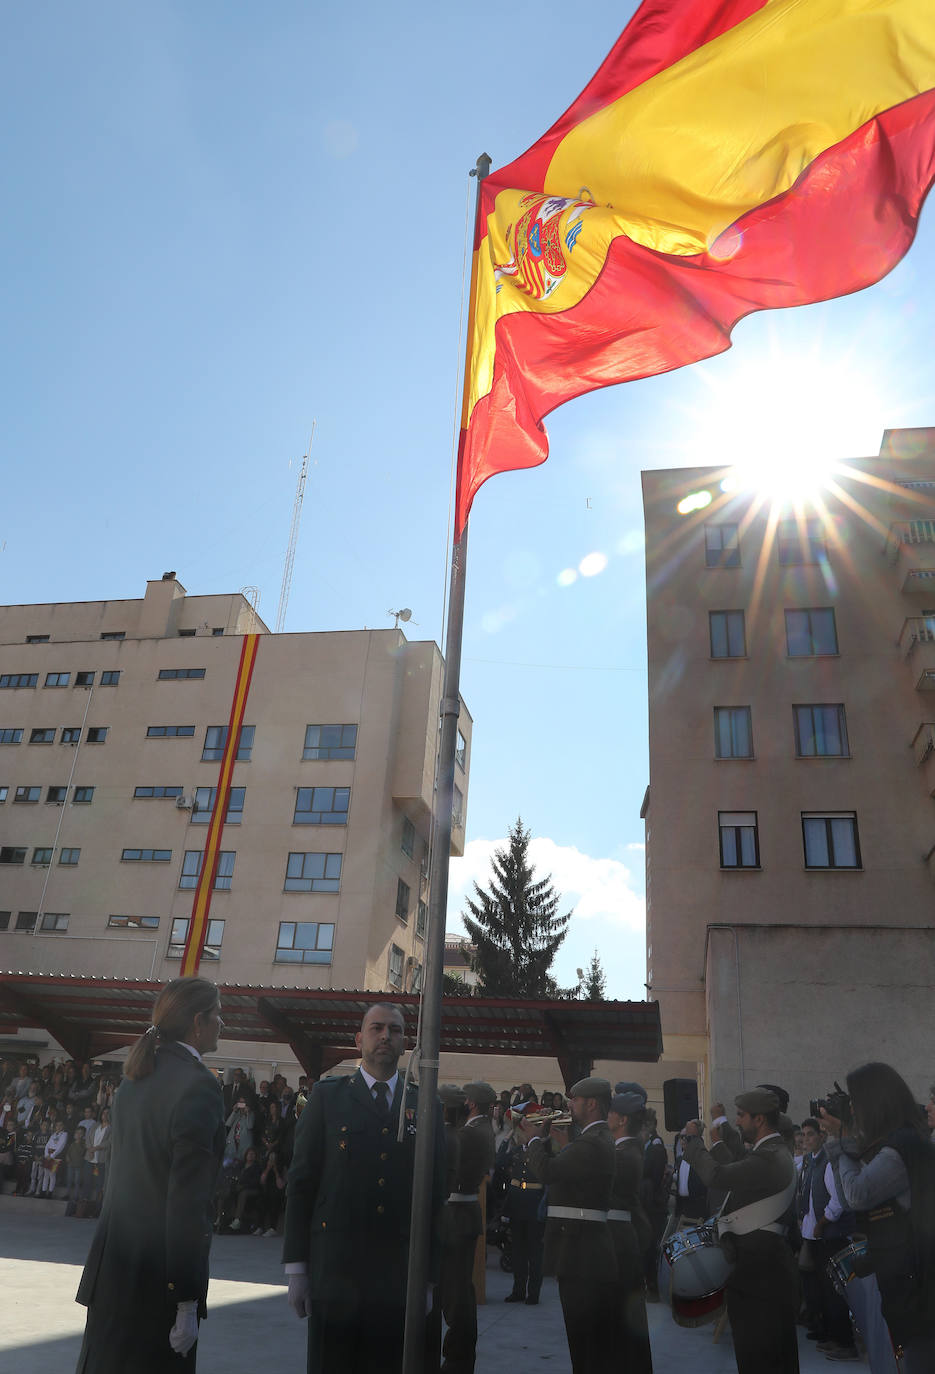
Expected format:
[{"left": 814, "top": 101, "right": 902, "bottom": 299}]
[{"left": 4, "top": 2, "right": 934, "bottom": 997}]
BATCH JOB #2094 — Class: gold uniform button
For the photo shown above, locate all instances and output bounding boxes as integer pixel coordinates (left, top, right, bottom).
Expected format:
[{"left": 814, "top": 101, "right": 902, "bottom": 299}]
[
  {"left": 168, "top": 1283, "right": 175, "bottom": 1291},
  {"left": 380, "top": 1152, "right": 388, "bottom": 1161},
  {"left": 378, "top": 1178, "right": 385, "bottom": 1187},
  {"left": 321, "top": 1221, "right": 327, "bottom": 1229},
  {"left": 381, "top": 1127, "right": 389, "bottom": 1136},
  {"left": 377, "top": 1205, "right": 385, "bottom": 1214}
]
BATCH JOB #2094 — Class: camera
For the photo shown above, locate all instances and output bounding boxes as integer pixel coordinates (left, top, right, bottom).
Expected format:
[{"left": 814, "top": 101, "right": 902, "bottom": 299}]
[{"left": 810, "top": 1081, "right": 851, "bottom": 1126}]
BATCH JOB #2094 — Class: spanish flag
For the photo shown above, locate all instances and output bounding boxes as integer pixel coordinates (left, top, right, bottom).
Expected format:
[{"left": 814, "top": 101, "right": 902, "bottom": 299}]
[{"left": 456, "top": 0, "right": 935, "bottom": 534}]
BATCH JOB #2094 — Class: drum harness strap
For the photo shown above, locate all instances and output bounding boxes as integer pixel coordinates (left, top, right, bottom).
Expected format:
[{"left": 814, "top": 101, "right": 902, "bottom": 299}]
[
  {"left": 447, "top": 1192, "right": 479, "bottom": 1202},
  {"left": 717, "top": 1176, "right": 797, "bottom": 1238},
  {"left": 607, "top": 1209, "right": 632, "bottom": 1222},
  {"left": 547, "top": 1206, "right": 608, "bottom": 1222}
]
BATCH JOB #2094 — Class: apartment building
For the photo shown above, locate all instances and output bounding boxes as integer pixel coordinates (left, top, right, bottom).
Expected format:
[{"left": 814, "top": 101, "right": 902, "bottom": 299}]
[
  {"left": 0, "top": 575, "right": 471, "bottom": 1001},
  {"left": 641, "top": 428, "right": 935, "bottom": 1114}
]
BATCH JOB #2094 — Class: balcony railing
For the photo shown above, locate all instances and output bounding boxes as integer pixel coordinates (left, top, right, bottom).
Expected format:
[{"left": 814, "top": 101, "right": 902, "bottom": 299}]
[
  {"left": 885, "top": 520, "right": 935, "bottom": 564},
  {"left": 899, "top": 618, "right": 935, "bottom": 659},
  {"left": 912, "top": 722, "right": 935, "bottom": 767}
]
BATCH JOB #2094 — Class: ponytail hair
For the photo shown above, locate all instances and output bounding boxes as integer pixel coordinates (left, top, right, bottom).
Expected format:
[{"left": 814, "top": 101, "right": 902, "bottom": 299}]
[{"left": 124, "top": 977, "right": 219, "bottom": 1081}]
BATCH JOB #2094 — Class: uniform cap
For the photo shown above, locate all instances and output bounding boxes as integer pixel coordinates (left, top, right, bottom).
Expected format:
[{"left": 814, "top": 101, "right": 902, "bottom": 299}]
[
  {"left": 610, "top": 1091, "right": 646, "bottom": 1118},
  {"left": 614, "top": 1080, "right": 647, "bottom": 1101},
  {"left": 438, "top": 1083, "right": 467, "bottom": 1108},
  {"left": 568, "top": 1076, "right": 612, "bottom": 1100},
  {"left": 462, "top": 1081, "right": 497, "bottom": 1107},
  {"left": 735, "top": 1088, "right": 780, "bottom": 1115}
]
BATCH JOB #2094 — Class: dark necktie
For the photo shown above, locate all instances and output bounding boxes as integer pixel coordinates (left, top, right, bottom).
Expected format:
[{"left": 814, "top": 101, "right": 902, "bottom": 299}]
[{"left": 373, "top": 1081, "right": 390, "bottom": 1115}]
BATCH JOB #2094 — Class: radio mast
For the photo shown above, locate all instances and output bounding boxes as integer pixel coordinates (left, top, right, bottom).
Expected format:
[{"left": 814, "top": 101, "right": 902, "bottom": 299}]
[{"left": 275, "top": 425, "right": 315, "bottom": 634}]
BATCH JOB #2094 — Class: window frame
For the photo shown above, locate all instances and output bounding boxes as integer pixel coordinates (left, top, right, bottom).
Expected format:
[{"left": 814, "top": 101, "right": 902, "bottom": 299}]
[
  {"left": 709, "top": 610, "right": 747, "bottom": 659},
  {"left": 14, "top": 786, "right": 41, "bottom": 804},
  {"left": 29, "top": 727, "right": 55, "bottom": 745},
  {"left": 302, "top": 723, "right": 358, "bottom": 761},
  {"left": 293, "top": 786, "right": 351, "bottom": 826},
  {"left": 0, "top": 728, "right": 23, "bottom": 744},
  {"left": 121, "top": 848, "right": 172, "bottom": 862},
  {"left": 793, "top": 704, "right": 849, "bottom": 758},
  {"left": 201, "top": 723, "right": 254, "bottom": 762},
  {"left": 283, "top": 851, "right": 343, "bottom": 893},
  {"left": 157, "top": 667, "right": 206, "bottom": 680},
  {"left": 190, "top": 786, "right": 245, "bottom": 824},
  {"left": 100, "top": 670, "right": 120, "bottom": 686},
  {"left": 778, "top": 516, "right": 826, "bottom": 566},
  {"left": 388, "top": 943, "right": 405, "bottom": 989},
  {"left": 146, "top": 725, "right": 195, "bottom": 738},
  {"left": 713, "top": 705, "right": 754, "bottom": 759},
  {"left": 784, "top": 607, "right": 839, "bottom": 657},
  {"left": 168, "top": 917, "right": 224, "bottom": 959},
  {"left": 274, "top": 920, "right": 335, "bottom": 964},
  {"left": 72, "top": 786, "right": 94, "bottom": 804},
  {"left": 395, "top": 878, "right": 410, "bottom": 923},
  {"left": 802, "top": 812, "right": 861, "bottom": 870},
  {"left": 704, "top": 523, "right": 741, "bottom": 569},
  {"left": 44, "top": 672, "right": 70, "bottom": 688},
  {"left": 59, "top": 848, "right": 80, "bottom": 866},
  {"left": 718, "top": 810, "right": 760, "bottom": 869}
]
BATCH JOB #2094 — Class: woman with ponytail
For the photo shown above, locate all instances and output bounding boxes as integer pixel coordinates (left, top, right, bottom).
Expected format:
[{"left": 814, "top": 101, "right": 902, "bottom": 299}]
[{"left": 75, "top": 977, "right": 226, "bottom": 1374}]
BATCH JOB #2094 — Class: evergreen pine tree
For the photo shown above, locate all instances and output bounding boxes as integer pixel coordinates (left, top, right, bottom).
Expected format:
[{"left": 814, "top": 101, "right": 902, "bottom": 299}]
[
  {"left": 582, "top": 948, "right": 607, "bottom": 1000},
  {"left": 461, "top": 817, "right": 572, "bottom": 998}
]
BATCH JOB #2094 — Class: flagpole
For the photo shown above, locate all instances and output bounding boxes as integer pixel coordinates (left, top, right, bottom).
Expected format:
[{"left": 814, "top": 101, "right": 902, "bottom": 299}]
[{"left": 401, "top": 150, "right": 491, "bottom": 1374}]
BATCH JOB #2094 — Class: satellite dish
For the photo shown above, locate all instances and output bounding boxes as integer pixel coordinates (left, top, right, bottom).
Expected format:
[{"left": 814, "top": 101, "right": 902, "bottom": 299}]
[{"left": 388, "top": 607, "right": 413, "bottom": 628}]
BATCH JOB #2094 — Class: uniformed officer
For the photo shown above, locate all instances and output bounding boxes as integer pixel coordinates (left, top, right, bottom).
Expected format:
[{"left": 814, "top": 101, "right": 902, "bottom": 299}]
[
  {"left": 681, "top": 1088, "right": 800, "bottom": 1374},
  {"left": 436, "top": 1081, "right": 497, "bottom": 1374},
  {"left": 503, "top": 1103, "right": 546, "bottom": 1304},
  {"left": 282, "top": 1002, "right": 447, "bottom": 1374},
  {"left": 607, "top": 1085, "right": 654, "bottom": 1373},
  {"left": 520, "top": 1076, "right": 618, "bottom": 1374}
]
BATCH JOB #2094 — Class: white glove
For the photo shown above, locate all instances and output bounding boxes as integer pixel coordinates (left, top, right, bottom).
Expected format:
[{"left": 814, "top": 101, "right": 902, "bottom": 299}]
[
  {"left": 288, "top": 1273, "right": 312, "bottom": 1319},
  {"left": 169, "top": 1300, "right": 199, "bottom": 1356}
]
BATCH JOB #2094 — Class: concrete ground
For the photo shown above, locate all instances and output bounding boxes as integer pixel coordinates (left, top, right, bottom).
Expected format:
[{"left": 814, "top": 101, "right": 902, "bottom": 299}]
[{"left": 0, "top": 1195, "right": 856, "bottom": 1372}]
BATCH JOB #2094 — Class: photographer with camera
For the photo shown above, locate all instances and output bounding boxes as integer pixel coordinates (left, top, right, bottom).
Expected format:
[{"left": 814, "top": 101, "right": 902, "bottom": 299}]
[{"left": 819, "top": 1062, "right": 935, "bottom": 1373}]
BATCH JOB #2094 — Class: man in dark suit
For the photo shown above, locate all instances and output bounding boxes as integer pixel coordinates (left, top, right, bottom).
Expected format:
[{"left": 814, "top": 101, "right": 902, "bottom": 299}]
[
  {"left": 438, "top": 1081, "right": 496, "bottom": 1374},
  {"left": 681, "top": 1088, "right": 799, "bottom": 1374},
  {"left": 521, "top": 1076, "right": 618, "bottom": 1374},
  {"left": 283, "top": 1002, "right": 446, "bottom": 1374}
]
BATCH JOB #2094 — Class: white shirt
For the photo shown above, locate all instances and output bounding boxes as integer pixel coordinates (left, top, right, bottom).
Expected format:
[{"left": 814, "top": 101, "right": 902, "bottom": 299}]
[
  {"left": 801, "top": 1156, "right": 844, "bottom": 1240},
  {"left": 44, "top": 1130, "right": 68, "bottom": 1160}
]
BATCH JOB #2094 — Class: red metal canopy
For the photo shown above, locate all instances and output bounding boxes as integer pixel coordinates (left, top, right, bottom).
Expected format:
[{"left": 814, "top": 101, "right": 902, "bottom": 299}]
[{"left": 0, "top": 973, "right": 662, "bottom": 1088}]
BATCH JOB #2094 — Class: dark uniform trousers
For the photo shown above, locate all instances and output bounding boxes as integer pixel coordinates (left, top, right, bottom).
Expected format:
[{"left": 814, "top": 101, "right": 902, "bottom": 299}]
[
  {"left": 527, "top": 1123, "right": 617, "bottom": 1374},
  {"left": 282, "top": 1071, "right": 446, "bottom": 1374},
  {"left": 684, "top": 1133, "right": 800, "bottom": 1374},
  {"left": 506, "top": 1144, "right": 545, "bottom": 1301},
  {"left": 609, "top": 1138, "right": 653, "bottom": 1374},
  {"left": 439, "top": 1116, "right": 495, "bottom": 1374}
]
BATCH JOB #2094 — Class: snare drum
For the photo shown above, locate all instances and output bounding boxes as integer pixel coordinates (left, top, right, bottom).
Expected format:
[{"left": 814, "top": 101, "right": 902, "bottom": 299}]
[
  {"left": 662, "top": 1220, "right": 733, "bottom": 1327},
  {"left": 830, "top": 1239, "right": 869, "bottom": 1299}
]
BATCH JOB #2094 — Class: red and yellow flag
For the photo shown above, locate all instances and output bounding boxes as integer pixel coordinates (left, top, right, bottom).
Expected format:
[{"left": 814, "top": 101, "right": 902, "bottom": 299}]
[
  {"left": 180, "top": 633, "right": 260, "bottom": 977},
  {"left": 456, "top": 0, "right": 935, "bottom": 534}
]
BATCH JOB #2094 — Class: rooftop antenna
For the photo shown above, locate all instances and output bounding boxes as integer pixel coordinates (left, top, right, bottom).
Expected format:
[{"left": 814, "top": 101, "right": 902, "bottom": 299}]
[
  {"left": 389, "top": 607, "right": 413, "bottom": 630},
  {"left": 276, "top": 424, "right": 315, "bottom": 634}
]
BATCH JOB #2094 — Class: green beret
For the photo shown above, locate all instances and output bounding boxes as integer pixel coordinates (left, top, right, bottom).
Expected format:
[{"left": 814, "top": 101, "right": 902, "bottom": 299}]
[
  {"left": 462, "top": 1081, "right": 497, "bottom": 1107},
  {"left": 568, "top": 1076, "right": 612, "bottom": 1100},
  {"left": 438, "top": 1083, "right": 467, "bottom": 1107},
  {"left": 735, "top": 1088, "right": 779, "bottom": 1115}
]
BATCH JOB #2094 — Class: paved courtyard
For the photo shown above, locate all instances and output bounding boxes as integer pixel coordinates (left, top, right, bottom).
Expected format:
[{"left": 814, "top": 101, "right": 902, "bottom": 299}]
[{"left": 0, "top": 1196, "right": 849, "bottom": 1373}]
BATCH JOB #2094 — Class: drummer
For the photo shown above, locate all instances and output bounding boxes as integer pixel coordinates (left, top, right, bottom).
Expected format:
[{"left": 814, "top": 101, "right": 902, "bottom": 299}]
[{"left": 680, "top": 1088, "right": 799, "bottom": 1374}]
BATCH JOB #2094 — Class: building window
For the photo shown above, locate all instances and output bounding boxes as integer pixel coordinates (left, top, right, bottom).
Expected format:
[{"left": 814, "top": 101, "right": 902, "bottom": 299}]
[
  {"left": 100, "top": 632, "right": 126, "bottom": 640},
  {"left": 303, "top": 724, "right": 358, "bottom": 760},
  {"left": 179, "top": 850, "right": 236, "bottom": 890},
  {"left": 0, "top": 674, "right": 38, "bottom": 688},
  {"left": 709, "top": 610, "right": 746, "bottom": 659},
  {"left": 100, "top": 671, "right": 120, "bottom": 686},
  {"left": 388, "top": 943, "right": 405, "bottom": 989},
  {"left": 146, "top": 725, "right": 195, "bottom": 738},
  {"left": 0, "top": 787, "right": 8, "bottom": 803},
  {"left": 416, "top": 900, "right": 427, "bottom": 939},
  {"left": 408, "top": 959, "right": 423, "bottom": 993},
  {"left": 14, "top": 786, "right": 40, "bottom": 803},
  {"left": 0, "top": 728, "right": 23, "bottom": 744},
  {"left": 168, "top": 917, "right": 224, "bottom": 960},
  {"left": 86, "top": 727, "right": 108, "bottom": 744},
  {"left": 395, "top": 878, "right": 410, "bottom": 922},
  {"left": 44, "top": 672, "right": 70, "bottom": 688},
  {"left": 16, "top": 911, "right": 38, "bottom": 931},
  {"left": 803, "top": 813, "right": 861, "bottom": 869},
  {"left": 284, "top": 852, "right": 342, "bottom": 893},
  {"left": 794, "top": 705, "right": 849, "bottom": 758},
  {"left": 293, "top": 786, "right": 350, "bottom": 826},
  {"left": 0, "top": 847, "right": 26, "bottom": 864},
  {"left": 778, "top": 517, "right": 825, "bottom": 566},
  {"left": 26, "top": 635, "right": 50, "bottom": 644},
  {"left": 718, "top": 811, "right": 759, "bottom": 868},
  {"left": 31, "top": 848, "right": 53, "bottom": 867},
  {"left": 75, "top": 671, "right": 95, "bottom": 687},
  {"left": 714, "top": 706, "right": 753, "bottom": 759},
  {"left": 108, "top": 914, "right": 160, "bottom": 929},
  {"left": 177, "top": 628, "right": 196, "bottom": 638},
  {"left": 456, "top": 730, "right": 467, "bottom": 770},
  {"left": 785, "top": 608, "right": 838, "bottom": 656},
  {"left": 452, "top": 785, "right": 464, "bottom": 829},
  {"left": 73, "top": 786, "right": 94, "bottom": 804},
  {"left": 401, "top": 817, "right": 415, "bottom": 859},
  {"left": 212, "top": 627, "right": 224, "bottom": 636},
  {"left": 202, "top": 724, "right": 254, "bottom": 762},
  {"left": 191, "top": 786, "right": 245, "bottom": 824},
  {"left": 121, "top": 848, "right": 172, "bottom": 862},
  {"left": 705, "top": 524, "right": 740, "bottom": 569},
  {"left": 274, "top": 921, "right": 335, "bottom": 964},
  {"left": 157, "top": 667, "right": 206, "bottom": 680},
  {"left": 29, "top": 728, "right": 55, "bottom": 744},
  {"left": 61, "top": 727, "right": 81, "bottom": 744},
  {"left": 41, "top": 912, "right": 69, "bottom": 932},
  {"left": 59, "top": 848, "right": 80, "bottom": 865},
  {"left": 47, "top": 786, "right": 67, "bottom": 804},
  {"left": 134, "top": 785, "right": 183, "bottom": 799},
  {"left": 0, "top": 912, "right": 9, "bottom": 930}
]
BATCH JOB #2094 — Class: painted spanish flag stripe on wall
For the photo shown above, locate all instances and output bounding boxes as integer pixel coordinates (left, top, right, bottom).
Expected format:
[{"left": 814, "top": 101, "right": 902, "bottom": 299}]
[
  {"left": 180, "top": 633, "right": 260, "bottom": 977},
  {"left": 456, "top": 0, "right": 935, "bottom": 534}
]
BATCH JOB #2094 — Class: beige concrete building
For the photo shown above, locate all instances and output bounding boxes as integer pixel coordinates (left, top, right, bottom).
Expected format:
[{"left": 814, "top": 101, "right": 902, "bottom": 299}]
[
  {"left": 642, "top": 428, "right": 935, "bottom": 1121},
  {"left": 0, "top": 575, "right": 471, "bottom": 1012}
]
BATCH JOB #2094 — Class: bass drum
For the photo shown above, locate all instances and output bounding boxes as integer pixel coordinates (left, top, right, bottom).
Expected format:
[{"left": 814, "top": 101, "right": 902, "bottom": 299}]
[{"left": 662, "top": 1220, "right": 733, "bottom": 1328}]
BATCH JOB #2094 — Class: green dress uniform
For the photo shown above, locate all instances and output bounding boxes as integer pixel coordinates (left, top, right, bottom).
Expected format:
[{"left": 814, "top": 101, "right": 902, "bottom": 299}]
[
  {"left": 609, "top": 1136, "right": 654, "bottom": 1373},
  {"left": 505, "top": 1138, "right": 546, "bottom": 1300},
  {"left": 683, "top": 1130, "right": 800, "bottom": 1374},
  {"left": 527, "top": 1121, "right": 617, "bottom": 1374},
  {"left": 282, "top": 1069, "right": 446, "bottom": 1374},
  {"left": 439, "top": 1112, "right": 495, "bottom": 1373}
]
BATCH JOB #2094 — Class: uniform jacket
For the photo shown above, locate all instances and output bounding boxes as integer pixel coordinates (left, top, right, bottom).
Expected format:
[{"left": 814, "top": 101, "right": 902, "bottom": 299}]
[
  {"left": 611, "top": 1136, "right": 652, "bottom": 1257},
  {"left": 75, "top": 1041, "right": 225, "bottom": 1374},
  {"left": 505, "top": 1140, "right": 547, "bottom": 1221},
  {"left": 443, "top": 1114, "right": 495, "bottom": 1245},
  {"left": 527, "top": 1121, "right": 617, "bottom": 1279},
  {"left": 683, "top": 1132, "right": 795, "bottom": 1253},
  {"left": 282, "top": 1070, "right": 446, "bottom": 1309}
]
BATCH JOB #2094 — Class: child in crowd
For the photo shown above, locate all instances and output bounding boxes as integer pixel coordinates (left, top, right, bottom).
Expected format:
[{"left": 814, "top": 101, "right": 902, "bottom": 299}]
[
  {"left": 66, "top": 1126, "right": 87, "bottom": 1202},
  {"left": 42, "top": 1118, "right": 68, "bottom": 1195}
]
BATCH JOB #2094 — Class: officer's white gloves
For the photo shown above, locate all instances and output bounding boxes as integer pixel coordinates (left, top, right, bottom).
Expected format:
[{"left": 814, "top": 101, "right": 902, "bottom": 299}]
[
  {"left": 169, "top": 1300, "right": 199, "bottom": 1355},
  {"left": 288, "top": 1273, "right": 313, "bottom": 1319}
]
